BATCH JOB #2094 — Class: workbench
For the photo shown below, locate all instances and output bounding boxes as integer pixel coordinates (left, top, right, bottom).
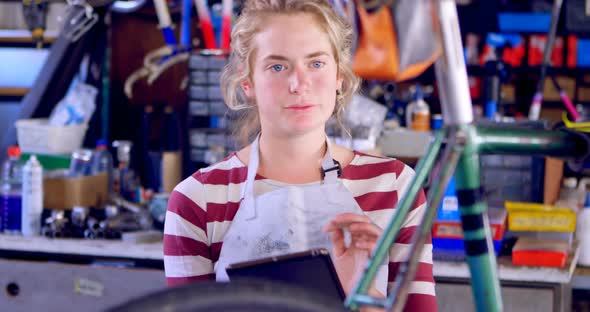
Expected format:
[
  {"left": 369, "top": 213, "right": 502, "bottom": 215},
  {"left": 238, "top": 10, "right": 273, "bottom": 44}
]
[
  {"left": 434, "top": 243, "right": 580, "bottom": 312},
  {"left": 1, "top": 234, "right": 587, "bottom": 311},
  {"left": 0, "top": 234, "right": 165, "bottom": 312}
]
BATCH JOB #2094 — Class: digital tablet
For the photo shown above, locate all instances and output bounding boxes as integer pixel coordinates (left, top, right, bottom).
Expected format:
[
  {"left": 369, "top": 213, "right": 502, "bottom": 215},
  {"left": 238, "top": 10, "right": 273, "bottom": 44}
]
[{"left": 226, "top": 248, "right": 346, "bottom": 301}]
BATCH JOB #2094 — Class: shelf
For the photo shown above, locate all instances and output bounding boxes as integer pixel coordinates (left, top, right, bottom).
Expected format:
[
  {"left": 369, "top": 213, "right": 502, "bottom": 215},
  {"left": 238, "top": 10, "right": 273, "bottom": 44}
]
[
  {"left": 0, "top": 87, "right": 28, "bottom": 97},
  {"left": 0, "top": 234, "right": 163, "bottom": 261},
  {"left": 434, "top": 241, "right": 580, "bottom": 284},
  {"left": 0, "top": 29, "right": 58, "bottom": 44},
  {"left": 466, "top": 65, "right": 590, "bottom": 77}
]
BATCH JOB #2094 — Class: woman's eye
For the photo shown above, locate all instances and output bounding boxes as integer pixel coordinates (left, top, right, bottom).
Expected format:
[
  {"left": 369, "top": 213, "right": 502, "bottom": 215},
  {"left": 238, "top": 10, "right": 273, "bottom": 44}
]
[
  {"left": 271, "top": 64, "right": 284, "bottom": 72},
  {"left": 311, "top": 61, "right": 325, "bottom": 69}
]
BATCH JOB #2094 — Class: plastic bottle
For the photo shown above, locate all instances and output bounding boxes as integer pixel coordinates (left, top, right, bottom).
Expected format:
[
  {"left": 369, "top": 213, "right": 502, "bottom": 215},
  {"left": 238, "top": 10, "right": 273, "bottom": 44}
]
[
  {"left": 405, "top": 85, "right": 431, "bottom": 131},
  {"left": 577, "top": 178, "right": 590, "bottom": 209},
  {"left": 21, "top": 155, "right": 43, "bottom": 236},
  {"left": 577, "top": 192, "right": 590, "bottom": 266},
  {"left": 1, "top": 146, "right": 23, "bottom": 234},
  {"left": 91, "top": 139, "right": 114, "bottom": 195},
  {"left": 555, "top": 177, "right": 581, "bottom": 211},
  {"left": 112, "top": 140, "right": 137, "bottom": 201}
]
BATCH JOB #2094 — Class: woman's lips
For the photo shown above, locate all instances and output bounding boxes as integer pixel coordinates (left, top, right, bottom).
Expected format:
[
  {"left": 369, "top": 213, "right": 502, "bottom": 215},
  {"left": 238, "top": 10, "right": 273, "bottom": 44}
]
[{"left": 286, "top": 105, "right": 315, "bottom": 111}]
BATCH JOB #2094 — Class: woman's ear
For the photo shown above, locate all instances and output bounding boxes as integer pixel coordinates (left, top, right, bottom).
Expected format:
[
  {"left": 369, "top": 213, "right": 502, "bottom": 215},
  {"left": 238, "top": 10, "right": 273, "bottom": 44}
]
[
  {"left": 336, "top": 74, "right": 343, "bottom": 93},
  {"left": 241, "top": 79, "right": 254, "bottom": 98}
]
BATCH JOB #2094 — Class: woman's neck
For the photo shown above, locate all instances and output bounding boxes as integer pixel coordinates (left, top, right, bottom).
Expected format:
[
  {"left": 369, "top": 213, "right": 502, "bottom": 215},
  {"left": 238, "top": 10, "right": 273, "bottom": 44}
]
[{"left": 257, "top": 130, "right": 327, "bottom": 183}]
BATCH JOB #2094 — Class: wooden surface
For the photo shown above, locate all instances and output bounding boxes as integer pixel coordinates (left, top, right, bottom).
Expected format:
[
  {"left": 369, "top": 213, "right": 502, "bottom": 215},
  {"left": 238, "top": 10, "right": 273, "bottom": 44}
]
[
  {"left": 0, "top": 87, "right": 28, "bottom": 97},
  {"left": 0, "top": 29, "right": 58, "bottom": 43}
]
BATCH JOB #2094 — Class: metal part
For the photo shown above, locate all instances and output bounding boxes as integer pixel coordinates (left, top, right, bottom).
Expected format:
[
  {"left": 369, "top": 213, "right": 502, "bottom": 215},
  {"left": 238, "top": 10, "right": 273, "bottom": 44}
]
[
  {"left": 528, "top": 0, "right": 564, "bottom": 120},
  {"left": 42, "top": 210, "right": 70, "bottom": 238},
  {"left": 63, "top": 1, "right": 98, "bottom": 42},
  {"left": 454, "top": 124, "right": 502, "bottom": 312},
  {"left": 110, "top": 193, "right": 142, "bottom": 214},
  {"left": 71, "top": 206, "right": 89, "bottom": 227},
  {"left": 346, "top": 130, "right": 447, "bottom": 311},
  {"left": 389, "top": 127, "right": 464, "bottom": 312},
  {"left": 434, "top": 0, "right": 473, "bottom": 125},
  {"left": 476, "top": 125, "right": 585, "bottom": 159},
  {"left": 105, "top": 204, "right": 119, "bottom": 219}
]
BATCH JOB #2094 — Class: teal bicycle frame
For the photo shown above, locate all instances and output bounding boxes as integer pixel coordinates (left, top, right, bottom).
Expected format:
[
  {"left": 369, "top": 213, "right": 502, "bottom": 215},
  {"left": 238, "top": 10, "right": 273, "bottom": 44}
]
[{"left": 345, "top": 1, "right": 588, "bottom": 311}]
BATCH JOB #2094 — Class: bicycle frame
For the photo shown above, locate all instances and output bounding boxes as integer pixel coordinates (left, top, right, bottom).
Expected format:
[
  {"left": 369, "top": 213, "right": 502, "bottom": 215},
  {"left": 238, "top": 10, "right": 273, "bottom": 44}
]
[{"left": 345, "top": 1, "right": 588, "bottom": 311}]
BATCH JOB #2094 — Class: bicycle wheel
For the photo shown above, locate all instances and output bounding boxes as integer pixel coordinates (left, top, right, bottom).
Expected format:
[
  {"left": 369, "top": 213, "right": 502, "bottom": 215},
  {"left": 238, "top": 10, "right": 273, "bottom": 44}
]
[{"left": 106, "top": 278, "right": 350, "bottom": 312}]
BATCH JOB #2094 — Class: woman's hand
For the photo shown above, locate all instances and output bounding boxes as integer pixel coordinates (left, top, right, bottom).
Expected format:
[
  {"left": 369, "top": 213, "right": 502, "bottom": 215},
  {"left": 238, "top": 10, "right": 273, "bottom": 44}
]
[{"left": 322, "top": 213, "right": 385, "bottom": 297}]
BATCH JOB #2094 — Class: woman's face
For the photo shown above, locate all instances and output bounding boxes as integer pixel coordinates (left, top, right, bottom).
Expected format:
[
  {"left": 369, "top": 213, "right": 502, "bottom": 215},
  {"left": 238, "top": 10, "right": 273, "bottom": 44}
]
[{"left": 244, "top": 13, "right": 342, "bottom": 138}]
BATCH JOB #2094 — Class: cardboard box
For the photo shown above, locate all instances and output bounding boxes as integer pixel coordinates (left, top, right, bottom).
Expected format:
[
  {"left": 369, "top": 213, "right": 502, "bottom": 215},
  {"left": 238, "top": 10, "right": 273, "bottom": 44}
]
[
  {"left": 44, "top": 173, "right": 108, "bottom": 210},
  {"left": 544, "top": 157, "right": 563, "bottom": 205},
  {"left": 578, "top": 86, "right": 590, "bottom": 102},
  {"left": 542, "top": 76, "right": 576, "bottom": 101}
]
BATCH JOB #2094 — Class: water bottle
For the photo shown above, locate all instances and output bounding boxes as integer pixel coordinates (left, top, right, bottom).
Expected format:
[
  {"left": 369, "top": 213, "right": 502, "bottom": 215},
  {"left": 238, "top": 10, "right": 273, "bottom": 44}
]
[
  {"left": 69, "top": 149, "right": 93, "bottom": 177},
  {"left": 22, "top": 155, "right": 43, "bottom": 236},
  {"left": 1, "top": 146, "right": 23, "bottom": 234},
  {"left": 91, "top": 139, "right": 114, "bottom": 195}
]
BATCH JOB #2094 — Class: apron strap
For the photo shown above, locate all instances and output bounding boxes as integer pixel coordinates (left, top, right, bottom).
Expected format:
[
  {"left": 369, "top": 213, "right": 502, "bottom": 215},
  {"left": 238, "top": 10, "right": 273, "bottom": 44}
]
[
  {"left": 321, "top": 138, "right": 341, "bottom": 183},
  {"left": 239, "top": 134, "right": 261, "bottom": 219}
]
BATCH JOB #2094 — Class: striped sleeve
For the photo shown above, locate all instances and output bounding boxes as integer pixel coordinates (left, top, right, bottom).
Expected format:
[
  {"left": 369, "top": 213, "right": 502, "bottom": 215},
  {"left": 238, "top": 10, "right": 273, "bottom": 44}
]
[
  {"left": 389, "top": 165, "right": 437, "bottom": 312},
  {"left": 163, "top": 171, "right": 214, "bottom": 287},
  {"left": 343, "top": 154, "right": 437, "bottom": 311}
]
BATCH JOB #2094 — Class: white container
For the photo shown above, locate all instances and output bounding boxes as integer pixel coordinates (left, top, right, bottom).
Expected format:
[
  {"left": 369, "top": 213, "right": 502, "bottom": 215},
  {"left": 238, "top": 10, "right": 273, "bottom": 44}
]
[
  {"left": 16, "top": 118, "right": 88, "bottom": 155},
  {"left": 21, "top": 155, "right": 43, "bottom": 236}
]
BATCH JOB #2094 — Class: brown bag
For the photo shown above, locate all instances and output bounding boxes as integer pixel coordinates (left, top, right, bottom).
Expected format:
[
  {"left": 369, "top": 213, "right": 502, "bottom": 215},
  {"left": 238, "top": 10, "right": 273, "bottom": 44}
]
[{"left": 352, "top": 3, "right": 441, "bottom": 82}]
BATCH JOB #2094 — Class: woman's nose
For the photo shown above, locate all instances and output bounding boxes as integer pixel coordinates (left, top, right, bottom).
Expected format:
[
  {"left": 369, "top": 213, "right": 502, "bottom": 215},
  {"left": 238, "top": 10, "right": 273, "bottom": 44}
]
[{"left": 289, "top": 66, "right": 311, "bottom": 94}]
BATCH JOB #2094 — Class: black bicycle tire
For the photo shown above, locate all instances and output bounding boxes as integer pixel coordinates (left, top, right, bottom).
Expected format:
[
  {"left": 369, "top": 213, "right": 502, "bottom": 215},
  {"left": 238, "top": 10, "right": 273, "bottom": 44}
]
[{"left": 106, "top": 278, "right": 350, "bottom": 312}]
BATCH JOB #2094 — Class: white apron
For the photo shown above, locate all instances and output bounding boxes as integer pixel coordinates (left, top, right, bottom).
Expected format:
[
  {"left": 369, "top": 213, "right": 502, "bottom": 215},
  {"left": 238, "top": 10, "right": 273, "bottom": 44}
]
[{"left": 215, "top": 135, "right": 388, "bottom": 294}]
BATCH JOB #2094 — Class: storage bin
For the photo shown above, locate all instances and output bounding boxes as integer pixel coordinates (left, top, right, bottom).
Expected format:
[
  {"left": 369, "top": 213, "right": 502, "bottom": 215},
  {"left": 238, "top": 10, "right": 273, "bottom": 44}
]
[{"left": 16, "top": 118, "right": 87, "bottom": 155}]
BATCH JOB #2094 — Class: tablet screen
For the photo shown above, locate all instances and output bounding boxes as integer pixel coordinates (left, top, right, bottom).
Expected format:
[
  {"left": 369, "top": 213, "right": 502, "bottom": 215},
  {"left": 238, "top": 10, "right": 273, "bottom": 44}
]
[{"left": 226, "top": 248, "right": 346, "bottom": 301}]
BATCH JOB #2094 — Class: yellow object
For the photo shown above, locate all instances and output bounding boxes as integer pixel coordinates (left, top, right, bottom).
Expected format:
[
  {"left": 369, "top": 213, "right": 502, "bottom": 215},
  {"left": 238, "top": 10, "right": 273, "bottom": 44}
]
[
  {"left": 562, "top": 112, "right": 590, "bottom": 132},
  {"left": 505, "top": 201, "right": 576, "bottom": 232}
]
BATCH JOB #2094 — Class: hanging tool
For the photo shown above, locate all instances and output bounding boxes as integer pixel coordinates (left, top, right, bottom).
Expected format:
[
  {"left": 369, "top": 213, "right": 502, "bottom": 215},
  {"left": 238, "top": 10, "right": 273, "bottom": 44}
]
[
  {"left": 22, "top": 0, "right": 49, "bottom": 49},
  {"left": 528, "top": 0, "right": 564, "bottom": 120},
  {"left": 124, "top": 0, "right": 236, "bottom": 98},
  {"left": 194, "top": 0, "right": 217, "bottom": 49},
  {"left": 220, "top": 0, "right": 233, "bottom": 50},
  {"left": 124, "top": 0, "right": 192, "bottom": 98},
  {"left": 62, "top": 0, "right": 99, "bottom": 43},
  {"left": 550, "top": 76, "right": 580, "bottom": 121}
]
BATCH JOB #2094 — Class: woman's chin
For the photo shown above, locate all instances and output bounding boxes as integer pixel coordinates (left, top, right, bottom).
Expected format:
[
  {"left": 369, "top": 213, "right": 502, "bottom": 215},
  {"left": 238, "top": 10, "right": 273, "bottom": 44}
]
[{"left": 283, "top": 119, "right": 325, "bottom": 135}]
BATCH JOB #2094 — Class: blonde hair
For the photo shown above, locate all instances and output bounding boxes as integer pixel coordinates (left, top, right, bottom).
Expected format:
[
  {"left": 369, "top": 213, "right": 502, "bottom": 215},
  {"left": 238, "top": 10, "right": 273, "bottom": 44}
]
[{"left": 220, "top": 0, "right": 360, "bottom": 147}]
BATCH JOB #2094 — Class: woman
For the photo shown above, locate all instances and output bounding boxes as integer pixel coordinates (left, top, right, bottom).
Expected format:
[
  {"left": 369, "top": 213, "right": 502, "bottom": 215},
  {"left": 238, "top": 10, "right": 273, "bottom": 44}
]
[{"left": 164, "top": 0, "right": 436, "bottom": 310}]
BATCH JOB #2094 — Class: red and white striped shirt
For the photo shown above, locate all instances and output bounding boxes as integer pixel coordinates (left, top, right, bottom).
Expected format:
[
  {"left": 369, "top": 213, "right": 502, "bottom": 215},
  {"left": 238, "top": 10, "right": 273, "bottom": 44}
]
[{"left": 164, "top": 151, "right": 436, "bottom": 311}]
